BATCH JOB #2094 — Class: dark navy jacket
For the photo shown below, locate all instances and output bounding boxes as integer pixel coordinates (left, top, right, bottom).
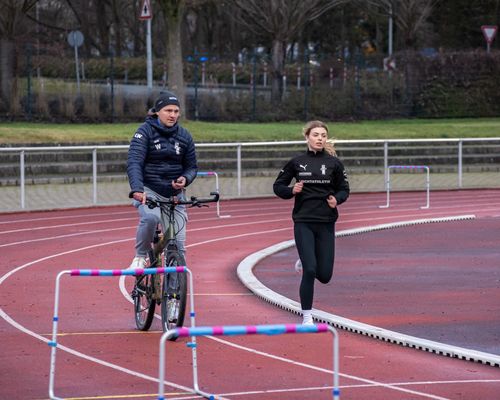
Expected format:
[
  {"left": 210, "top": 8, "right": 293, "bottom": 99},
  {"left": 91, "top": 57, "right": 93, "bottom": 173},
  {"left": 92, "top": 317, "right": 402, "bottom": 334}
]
[
  {"left": 127, "top": 115, "right": 198, "bottom": 198},
  {"left": 273, "top": 149, "right": 349, "bottom": 223}
]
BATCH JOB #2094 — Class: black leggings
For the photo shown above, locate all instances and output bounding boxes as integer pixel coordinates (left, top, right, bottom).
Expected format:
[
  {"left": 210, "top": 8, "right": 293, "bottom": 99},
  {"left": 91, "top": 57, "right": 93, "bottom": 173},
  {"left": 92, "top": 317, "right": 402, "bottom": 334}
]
[{"left": 294, "top": 222, "right": 335, "bottom": 310}]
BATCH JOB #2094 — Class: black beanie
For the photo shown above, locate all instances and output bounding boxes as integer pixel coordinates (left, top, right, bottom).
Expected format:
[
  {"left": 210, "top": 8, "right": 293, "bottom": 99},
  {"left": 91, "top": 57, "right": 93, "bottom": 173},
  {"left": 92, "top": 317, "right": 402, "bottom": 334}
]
[{"left": 154, "top": 91, "right": 180, "bottom": 111}]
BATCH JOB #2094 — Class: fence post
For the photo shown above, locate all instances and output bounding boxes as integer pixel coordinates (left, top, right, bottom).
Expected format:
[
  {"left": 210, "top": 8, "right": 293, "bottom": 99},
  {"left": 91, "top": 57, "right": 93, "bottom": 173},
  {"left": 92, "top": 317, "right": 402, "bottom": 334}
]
[
  {"left": 237, "top": 144, "right": 242, "bottom": 196},
  {"left": 20, "top": 150, "right": 25, "bottom": 209},
  {"left": 92, "top": 148, "right": 97, "bottom": 204},
  {"left": 383, "top": 141, "right": 389, "bottom": 191},
  {"left": 458, "top": 140, "right": 463, "bottom": 189}
]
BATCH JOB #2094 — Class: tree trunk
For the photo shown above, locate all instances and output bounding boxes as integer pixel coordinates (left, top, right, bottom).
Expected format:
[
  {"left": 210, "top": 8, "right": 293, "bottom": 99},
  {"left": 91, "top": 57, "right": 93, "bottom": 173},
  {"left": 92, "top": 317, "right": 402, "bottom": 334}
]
[
  {"left": 0, "top": 38, "right": 16, "bottom": 112},
  {"left": 166, "top": 14, "right": 185, "bottom": 109},
  {"left": 158, "top": 0, "right": 186, "bottom": 112},
  {"left": 271, "top": 38, "right": 284, "bottom": 103}
]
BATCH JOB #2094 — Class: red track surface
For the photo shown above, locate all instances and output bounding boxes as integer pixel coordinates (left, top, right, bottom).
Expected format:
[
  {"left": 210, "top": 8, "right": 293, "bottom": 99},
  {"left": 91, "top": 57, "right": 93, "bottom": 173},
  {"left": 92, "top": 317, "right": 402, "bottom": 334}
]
[{"left": 1, "top": 190, "right": 500, "bottom": 399}]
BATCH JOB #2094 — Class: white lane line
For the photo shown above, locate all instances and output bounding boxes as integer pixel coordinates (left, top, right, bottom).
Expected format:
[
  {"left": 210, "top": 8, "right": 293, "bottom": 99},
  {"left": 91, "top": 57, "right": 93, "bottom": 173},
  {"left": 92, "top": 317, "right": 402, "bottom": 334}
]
[
  {"left": 0, "top": 216, "right": 492, "bottom": 400},
  {"left": 0, "top": 210, "right": 134, "bottom": 225},
  {"left": 0, "top": 226, "right": 133, "bottom": 248},
  {"left": 0, "top": 217, "right": 291, "bottom": 248},
  {"left": 123, "top": 230, "right": 453, "bottom": 399},
  {"left": 0, "top": 216, "right": 136, "bottom": 235},
  {"left": 0, "top": 240, "right": 196, "bottom": 395},
  {"left": 206, "top": 335, "right": 452, "bottom": 400}
]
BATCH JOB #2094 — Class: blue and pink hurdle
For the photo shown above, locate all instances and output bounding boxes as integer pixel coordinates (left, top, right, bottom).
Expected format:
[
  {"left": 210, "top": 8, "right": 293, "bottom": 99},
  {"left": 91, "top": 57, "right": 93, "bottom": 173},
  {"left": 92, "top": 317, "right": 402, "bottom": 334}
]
[
  {"left": 159, "top": 323, "right": 340, "bottom": 400},
  {"left": 47, "top": 266, "right": 196, "bottom": 400},
  {"left": 379, "top": 165, "right": 430, "bottom": 209}
]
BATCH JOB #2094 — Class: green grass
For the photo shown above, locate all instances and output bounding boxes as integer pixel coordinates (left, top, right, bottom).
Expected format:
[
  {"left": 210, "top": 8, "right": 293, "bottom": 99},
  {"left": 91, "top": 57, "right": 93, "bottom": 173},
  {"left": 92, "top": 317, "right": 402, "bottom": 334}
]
[{"left": 1, "top": 118, "right": 499, "bottom": 145}]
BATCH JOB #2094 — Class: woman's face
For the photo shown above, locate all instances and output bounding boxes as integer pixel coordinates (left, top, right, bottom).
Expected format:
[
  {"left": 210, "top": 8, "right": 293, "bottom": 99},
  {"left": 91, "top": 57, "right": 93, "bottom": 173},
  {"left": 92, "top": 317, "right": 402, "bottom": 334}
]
[{"left": 306, "top": 127, "right": 328, "bottom": 152}]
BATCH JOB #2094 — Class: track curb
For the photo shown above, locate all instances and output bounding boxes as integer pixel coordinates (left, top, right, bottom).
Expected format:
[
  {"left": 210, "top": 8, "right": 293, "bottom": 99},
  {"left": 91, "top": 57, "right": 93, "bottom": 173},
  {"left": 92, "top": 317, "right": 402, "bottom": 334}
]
[{"left": 237, "top": 214, "right": 500, "bottom": 368}]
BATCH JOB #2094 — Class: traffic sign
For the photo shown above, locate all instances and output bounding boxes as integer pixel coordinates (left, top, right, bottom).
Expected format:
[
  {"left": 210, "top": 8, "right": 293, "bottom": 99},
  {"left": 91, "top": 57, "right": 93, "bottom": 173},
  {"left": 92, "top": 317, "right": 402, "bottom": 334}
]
[
  {"left": 383, "top": 56, "right": 396, "bottom": 72},
  {"left": 67, "top": 30, "right": 84, "bottom": 47},
  {"left": 481, "top": 25, "right": 497, "bottom": 44},
  {"left": 139, "top": 0, "right": 152, "bottom": 20}
]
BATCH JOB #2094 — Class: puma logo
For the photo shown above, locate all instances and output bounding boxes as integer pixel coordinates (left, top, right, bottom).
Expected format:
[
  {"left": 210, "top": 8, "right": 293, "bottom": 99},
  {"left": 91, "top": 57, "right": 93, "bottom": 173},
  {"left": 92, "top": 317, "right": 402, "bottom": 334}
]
[{"left": 299, "top": 164, "right": 307, "bottom": 171}]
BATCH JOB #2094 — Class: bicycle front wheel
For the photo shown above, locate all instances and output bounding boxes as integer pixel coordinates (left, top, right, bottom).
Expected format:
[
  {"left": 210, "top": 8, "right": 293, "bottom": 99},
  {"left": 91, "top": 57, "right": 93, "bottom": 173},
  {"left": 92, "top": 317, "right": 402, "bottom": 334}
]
[
  {"left": 133, "top": 250, "right": 156, "bottom": 331},
  {"left": 161, "top": 251, "right": 187, "bottom": 337}
]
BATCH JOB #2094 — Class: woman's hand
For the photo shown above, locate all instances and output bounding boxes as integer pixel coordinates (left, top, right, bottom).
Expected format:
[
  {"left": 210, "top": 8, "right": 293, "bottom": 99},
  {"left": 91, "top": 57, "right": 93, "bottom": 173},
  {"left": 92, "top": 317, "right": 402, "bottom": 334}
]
[
  {"left": 327, "top": 194, "right": 337, "bottom": 208},
  {"left": 292, "top": 181, "right": 304, "bottom": 195}
]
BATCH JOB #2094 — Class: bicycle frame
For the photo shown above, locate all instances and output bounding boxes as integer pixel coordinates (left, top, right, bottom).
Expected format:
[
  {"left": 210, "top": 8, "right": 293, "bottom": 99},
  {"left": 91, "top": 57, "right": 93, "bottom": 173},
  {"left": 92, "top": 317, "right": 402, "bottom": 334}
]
[{"left": 133, "top": 192, "right": 219, "bottom": 332}]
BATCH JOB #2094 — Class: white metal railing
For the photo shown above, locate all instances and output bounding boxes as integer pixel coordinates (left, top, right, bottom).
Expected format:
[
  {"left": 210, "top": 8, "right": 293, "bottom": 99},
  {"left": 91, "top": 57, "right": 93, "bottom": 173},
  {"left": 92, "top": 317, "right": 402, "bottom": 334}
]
[{"left": 1, "top": 138, "right": 499, "bottom": 209}]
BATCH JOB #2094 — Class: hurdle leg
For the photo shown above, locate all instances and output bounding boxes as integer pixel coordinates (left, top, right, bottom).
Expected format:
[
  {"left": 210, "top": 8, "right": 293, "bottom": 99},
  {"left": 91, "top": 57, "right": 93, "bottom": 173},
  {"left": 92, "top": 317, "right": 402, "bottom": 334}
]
[
  {"left": 48, "top": 270, "right": 70, "bottom": 400},
  {"left": 421, "top": 167, "right": 430, "bottom": 209},
  {"left": 379, "top": 169, "right": 391, "bottom": 208},
  {"left": 329, "top": 326, "right": 340, "bottom": 400}
]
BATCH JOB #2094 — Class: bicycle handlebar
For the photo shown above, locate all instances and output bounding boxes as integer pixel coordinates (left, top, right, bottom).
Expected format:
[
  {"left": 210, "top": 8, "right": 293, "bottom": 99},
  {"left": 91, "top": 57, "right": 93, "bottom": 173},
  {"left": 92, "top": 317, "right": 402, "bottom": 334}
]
[{"left": 145, "top": 191, "right": 220, "bottom": 210}]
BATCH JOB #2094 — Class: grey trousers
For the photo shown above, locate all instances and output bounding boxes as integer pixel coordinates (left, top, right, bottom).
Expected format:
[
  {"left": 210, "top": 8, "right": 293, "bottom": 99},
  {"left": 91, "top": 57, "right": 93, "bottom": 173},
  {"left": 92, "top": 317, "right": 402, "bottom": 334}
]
[{"left": 132, "top": 188, "right": 187, "bottom": 259}]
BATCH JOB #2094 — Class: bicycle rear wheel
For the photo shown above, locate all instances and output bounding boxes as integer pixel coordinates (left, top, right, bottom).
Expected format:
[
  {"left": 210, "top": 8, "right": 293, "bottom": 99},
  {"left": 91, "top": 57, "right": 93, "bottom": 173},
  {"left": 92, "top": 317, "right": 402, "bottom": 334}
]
[
  {"left": 133, "top": 249, "right": 157, "bottom": 331},
  {"left": 161, "top": 251, "right": 187, "bottom": 337}
]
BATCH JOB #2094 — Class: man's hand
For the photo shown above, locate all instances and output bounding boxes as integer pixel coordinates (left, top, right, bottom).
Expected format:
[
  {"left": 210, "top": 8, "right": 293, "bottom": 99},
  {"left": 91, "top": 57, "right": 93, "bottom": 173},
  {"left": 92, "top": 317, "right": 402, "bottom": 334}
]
[
  {"left": 132, "top": 191, "right": 146, "bottom": 204},
  {"left": 172, "top": 176, "right": 186, "bottom": 190}
]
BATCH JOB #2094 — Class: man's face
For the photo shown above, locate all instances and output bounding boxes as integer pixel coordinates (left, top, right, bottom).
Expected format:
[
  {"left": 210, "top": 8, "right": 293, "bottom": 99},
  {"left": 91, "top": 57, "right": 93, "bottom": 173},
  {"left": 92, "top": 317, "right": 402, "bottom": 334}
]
[{"left": 158, "top": 105, "right": 180, "bottom": 127}]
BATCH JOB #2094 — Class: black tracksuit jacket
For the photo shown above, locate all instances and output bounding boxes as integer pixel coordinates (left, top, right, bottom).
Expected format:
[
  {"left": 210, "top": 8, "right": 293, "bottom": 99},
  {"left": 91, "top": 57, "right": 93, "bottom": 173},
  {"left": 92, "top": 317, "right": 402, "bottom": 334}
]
[{"left": 273, "top": 149, "right": 350, "bottom": 223}]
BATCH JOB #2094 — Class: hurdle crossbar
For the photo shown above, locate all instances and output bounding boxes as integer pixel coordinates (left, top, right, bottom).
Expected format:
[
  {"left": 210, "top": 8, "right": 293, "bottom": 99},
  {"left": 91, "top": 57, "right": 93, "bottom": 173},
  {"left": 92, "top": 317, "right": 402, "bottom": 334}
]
[
  {"left": 380, "top": 165, "right": 430, "bottom": 209},
  {"left": 197, "top": 171, "right": 230, "bottom": 218},
  {"left": 48, "top": 266, "right": 196, "bottom": 400},
  {"left": 158, "top": 323, "right": 340, "bottom": 400}
]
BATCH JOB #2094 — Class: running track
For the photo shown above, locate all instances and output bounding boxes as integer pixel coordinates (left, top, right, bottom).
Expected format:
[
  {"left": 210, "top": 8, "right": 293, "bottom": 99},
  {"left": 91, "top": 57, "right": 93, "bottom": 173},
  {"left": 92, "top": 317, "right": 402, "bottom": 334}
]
[{"left": 1, "top": 190, "right": 500, "bottom": 399}]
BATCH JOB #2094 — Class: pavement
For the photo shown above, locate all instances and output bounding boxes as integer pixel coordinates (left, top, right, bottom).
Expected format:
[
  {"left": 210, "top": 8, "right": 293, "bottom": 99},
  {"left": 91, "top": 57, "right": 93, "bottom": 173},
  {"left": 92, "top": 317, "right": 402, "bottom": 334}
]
[{"left": 1, "top": 171, "right": 499, "bottom": 213}]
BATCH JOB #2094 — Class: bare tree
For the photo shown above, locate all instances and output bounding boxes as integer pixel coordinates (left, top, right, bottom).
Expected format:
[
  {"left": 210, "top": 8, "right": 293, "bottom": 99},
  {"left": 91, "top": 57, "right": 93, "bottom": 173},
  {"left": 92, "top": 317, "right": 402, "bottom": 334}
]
[
  {"left": 364, "top": 0, "right": 435, "bottom": 50},
  {"left": 232, "top": 0, "right": 346, "bottom": 103},
  {"left": 157, "top": 0, "right": 186, "bottom": 110},
  {"left": 0, "top": 0, "right": 38, "bottom": 112}
]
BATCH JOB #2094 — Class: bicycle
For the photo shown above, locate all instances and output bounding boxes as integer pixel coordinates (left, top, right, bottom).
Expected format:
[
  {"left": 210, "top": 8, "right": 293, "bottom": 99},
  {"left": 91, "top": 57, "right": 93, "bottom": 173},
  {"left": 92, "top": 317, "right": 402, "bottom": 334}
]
[{"left": 131, "top": 191, "right": 219, "bottom": 338}]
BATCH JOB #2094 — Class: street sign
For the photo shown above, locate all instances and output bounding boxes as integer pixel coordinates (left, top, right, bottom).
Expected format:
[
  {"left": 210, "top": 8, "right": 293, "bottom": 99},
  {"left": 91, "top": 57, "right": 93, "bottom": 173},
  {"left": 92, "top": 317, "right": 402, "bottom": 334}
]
[
  {"left": 67, "top": 31, "right": 84, "bottom": 93},
  {"left": 139, "top": 0, "right": 152, "bottom": 20},
  {"left": 481, "top": 25, "right": 498, "bottom": 44},
  {"left": 383, "top": 56, "right": 396, "bottom": 72},
  {"left": 67, "top": 30, "right": 84, "bottom": 47},
  {"left": 481, "top": 25, "right": 497, "bottom": 53}
]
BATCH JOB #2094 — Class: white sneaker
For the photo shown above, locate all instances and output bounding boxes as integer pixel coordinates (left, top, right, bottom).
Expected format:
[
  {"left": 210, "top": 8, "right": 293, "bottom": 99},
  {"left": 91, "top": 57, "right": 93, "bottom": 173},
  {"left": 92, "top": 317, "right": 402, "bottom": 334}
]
[
  {"left": 302, "top": 318, "right": 315, "bottom": 326},
  {"left": 294, "top": 259, "right": 302, "bottom": 273},
  {"left": 128, "top": 256, "right": 146, "bottom": 270}
]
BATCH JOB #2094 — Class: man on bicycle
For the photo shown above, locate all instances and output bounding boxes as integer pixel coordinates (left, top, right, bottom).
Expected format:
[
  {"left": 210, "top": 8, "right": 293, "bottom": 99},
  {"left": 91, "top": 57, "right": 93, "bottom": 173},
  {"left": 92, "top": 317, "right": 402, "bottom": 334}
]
[{"left": 127, "top": 91, "right": 198, "bottom": 269}]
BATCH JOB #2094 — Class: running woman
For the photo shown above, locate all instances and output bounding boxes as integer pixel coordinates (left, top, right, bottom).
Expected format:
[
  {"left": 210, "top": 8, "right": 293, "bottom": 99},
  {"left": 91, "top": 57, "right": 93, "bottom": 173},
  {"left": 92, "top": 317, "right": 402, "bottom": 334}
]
[{"left": 273, "top": 120, "right": 350, "bottom": 325}]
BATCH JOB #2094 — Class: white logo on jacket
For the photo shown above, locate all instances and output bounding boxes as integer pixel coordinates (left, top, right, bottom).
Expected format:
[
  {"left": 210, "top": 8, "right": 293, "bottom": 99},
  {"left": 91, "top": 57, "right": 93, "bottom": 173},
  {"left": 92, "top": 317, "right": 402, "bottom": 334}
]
[
  {"left": 320, "top": 164, "right": 327, "bottom": 175},
  {"left": 134, "top": 133, "right": 143, "bottom": 139},
  {"left": 175, "top": 142, "right": 181, "bottom": 155},
  {"left": 299, "top": 164, "right": 307, "bottom": 171}
]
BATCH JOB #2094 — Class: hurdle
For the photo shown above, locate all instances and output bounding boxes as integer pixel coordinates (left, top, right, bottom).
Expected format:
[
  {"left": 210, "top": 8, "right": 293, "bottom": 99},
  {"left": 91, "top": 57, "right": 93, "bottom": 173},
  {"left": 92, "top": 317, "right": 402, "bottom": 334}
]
[
  {"left": 380, "top": 165, "right": 430, "bottom": 209},
  {"left": 48, "top": 266, "right": 196, "bottom": 400},
  {"left": 197, "top": 171, "right": 230, "bottom": 218},
  {"left": 158, "top": 323, "right": 340, "bottom": 400}
]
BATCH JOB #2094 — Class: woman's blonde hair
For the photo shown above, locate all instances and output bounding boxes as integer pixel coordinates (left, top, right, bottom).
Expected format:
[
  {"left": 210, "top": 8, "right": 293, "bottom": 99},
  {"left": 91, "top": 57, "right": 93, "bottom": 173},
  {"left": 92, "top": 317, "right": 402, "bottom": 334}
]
[{"left": 302, "top": 120, "right": 336, "bottom": 156}]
